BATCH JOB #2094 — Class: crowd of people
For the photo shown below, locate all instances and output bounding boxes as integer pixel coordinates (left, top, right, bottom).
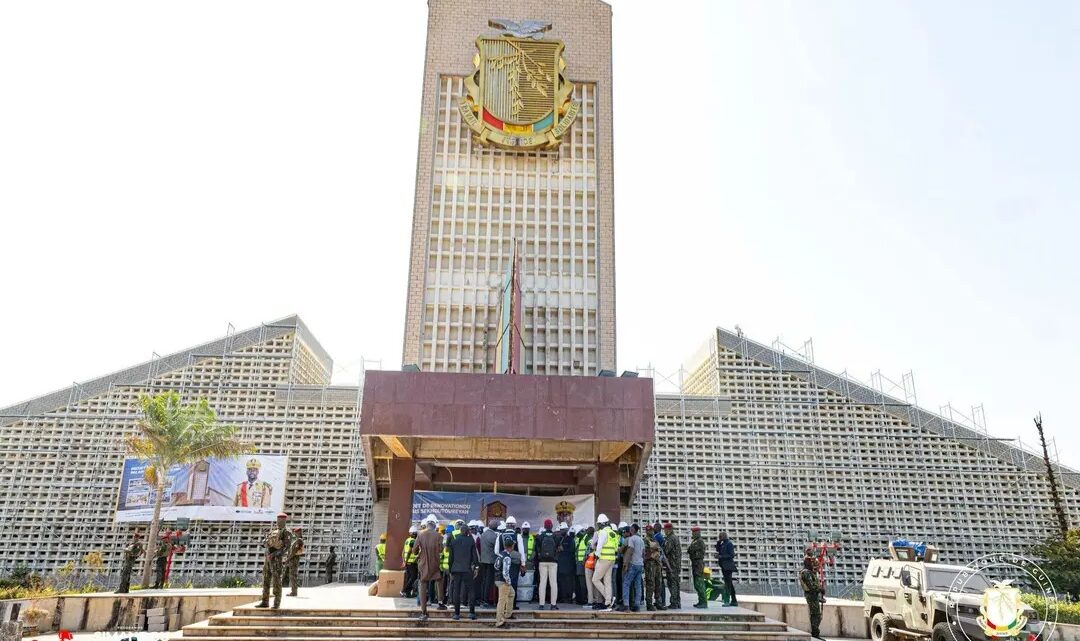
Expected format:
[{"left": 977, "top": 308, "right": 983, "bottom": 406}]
[{"left": 395, "top": 513, "right": 740, "bottom": 627}]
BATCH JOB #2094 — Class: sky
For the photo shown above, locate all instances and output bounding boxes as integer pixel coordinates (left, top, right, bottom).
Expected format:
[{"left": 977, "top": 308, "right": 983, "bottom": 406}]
[{"left": 0, "top": 1, "right": 1077, "bottom": 467}]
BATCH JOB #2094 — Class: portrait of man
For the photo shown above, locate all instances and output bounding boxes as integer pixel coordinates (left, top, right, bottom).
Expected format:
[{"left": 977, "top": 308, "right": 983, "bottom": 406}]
[{"left": 234, "top": 458, "right": 272, "bottom": 508}]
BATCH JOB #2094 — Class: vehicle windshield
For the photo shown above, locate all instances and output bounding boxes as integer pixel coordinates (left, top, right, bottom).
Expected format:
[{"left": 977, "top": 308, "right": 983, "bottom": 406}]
[{"left": 927, "top": 568, "right": 995, "bottom": 593}]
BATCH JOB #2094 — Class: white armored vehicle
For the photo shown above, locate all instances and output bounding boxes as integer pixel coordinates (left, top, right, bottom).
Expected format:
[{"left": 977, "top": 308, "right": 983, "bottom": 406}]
[{"left": 863, "top": 541, "right": 1042, "bottom": 641}]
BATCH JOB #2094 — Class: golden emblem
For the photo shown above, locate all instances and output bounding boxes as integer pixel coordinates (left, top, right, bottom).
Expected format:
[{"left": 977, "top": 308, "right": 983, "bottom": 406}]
[{"left": 458, "top": 19, "right": 580, "bottom": 150}]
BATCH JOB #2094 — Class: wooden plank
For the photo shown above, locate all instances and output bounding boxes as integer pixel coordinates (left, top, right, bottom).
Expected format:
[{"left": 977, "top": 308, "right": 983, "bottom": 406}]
[{"left": 379, "top": 436, "right": 413, "bottom": 458}]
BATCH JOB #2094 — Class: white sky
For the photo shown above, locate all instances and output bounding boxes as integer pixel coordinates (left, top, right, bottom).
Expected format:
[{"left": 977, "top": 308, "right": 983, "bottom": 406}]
[{"left": 1, "top": 1, "right": 1077, "bottom": 468}]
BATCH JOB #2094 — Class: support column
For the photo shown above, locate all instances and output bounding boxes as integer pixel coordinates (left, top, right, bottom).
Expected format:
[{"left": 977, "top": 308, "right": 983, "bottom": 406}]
[
  {"left": 384, "top": 457, "right": 416, "bottom": 571},
  {"left": 596, "top": 462, "right": 621, "bottom": 523}
]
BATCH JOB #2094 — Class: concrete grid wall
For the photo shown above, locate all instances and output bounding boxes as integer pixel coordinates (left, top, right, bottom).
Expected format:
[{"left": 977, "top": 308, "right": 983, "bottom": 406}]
[
  {"left": 632, "top": 342, "right": 1080, "bottom": 597},
  {"left": 0, "top": 329, "right": 373, "bottom": 586}
]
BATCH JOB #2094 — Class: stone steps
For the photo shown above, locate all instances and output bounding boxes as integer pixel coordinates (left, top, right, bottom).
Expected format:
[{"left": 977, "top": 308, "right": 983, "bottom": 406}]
[{"left": 182, "top": 605, "right": 812, "bottom": 641}]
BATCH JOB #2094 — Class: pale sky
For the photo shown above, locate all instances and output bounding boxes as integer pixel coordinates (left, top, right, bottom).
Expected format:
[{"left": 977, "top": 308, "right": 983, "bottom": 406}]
[{"left": 1, "top": 1, "right": 1077, "bottom": 468}]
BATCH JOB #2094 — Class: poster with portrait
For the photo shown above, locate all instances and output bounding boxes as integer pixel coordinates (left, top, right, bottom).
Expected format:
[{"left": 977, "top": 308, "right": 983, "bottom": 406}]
[
  {"left": 115, "top": 455, "right": 287, "bottom": 522},
  {"left": 411, "top": 491, "right": 594, "bottom": 530}
]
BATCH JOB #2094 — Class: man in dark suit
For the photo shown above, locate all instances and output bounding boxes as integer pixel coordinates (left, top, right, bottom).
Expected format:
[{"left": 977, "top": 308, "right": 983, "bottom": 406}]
[{"left": 448, "top": 519, "right": 480, "bottom": 620}]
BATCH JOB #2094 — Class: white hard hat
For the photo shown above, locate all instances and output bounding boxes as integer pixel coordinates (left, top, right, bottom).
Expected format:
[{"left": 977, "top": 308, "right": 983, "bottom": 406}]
[
  {"left": 425, "top": 514, "right": 438, "bottom": 524},
  {"left": 618, "top": 521, "right": 628, "bottom": 530},
  {"left": 569, "top": 525, "right": 578, "bottom": 534},
  {"left": 408, "top": 525, "right": 418, "bottom": 534},
  {"left": 559, "top": 522, "right": 569, "bottom": 531},
  {"left": 521, "top": 521, "right": 531, "bottom": 529},
  {"left": 497, "top": 520, "right": 506, "bottom": 530},
  {"left": 506, "top": 516, "right": 517, "bottom": 525},
  {"left": 597, "top": 514, "right": 609, "bottom": 524}
]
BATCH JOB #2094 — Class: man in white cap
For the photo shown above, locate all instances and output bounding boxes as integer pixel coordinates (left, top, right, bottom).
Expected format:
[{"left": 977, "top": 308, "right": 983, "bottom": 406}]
[
  {"left": 591, "top": 513, "right": 619, "bottom": 609},
  {"left": 478, "top": 519, "right": 499, "bottom": 607},
  {"left": 401, "top": 524, "right": 419, "bottom": 598},
  {"left": 495, "top": 516, "right": 524, "bottom": 560},
  {"left": 556, "top": 522, "right": 576, "bottom": 604},
  {"left": 415, "top": 515, "right": 443, "bottom": 621}
]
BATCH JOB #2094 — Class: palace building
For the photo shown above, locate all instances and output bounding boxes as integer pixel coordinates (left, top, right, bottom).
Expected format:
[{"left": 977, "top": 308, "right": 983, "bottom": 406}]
[{"left": 1, "top": 0, "right": 1078, "bottom": 594}]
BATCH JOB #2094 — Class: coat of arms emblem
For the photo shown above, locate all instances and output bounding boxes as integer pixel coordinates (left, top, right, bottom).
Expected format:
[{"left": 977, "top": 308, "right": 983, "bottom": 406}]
[
  {"left": 458, "top": 19, "right": 580, "bottom": 150},
  {"left": 978, "top": 580, "right": 1028, "bottom": 637}
]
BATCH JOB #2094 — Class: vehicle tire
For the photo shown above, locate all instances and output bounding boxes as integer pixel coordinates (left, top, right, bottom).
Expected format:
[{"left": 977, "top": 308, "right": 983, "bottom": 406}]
[
  {"left": 871, "top": 613, "right": 896, "bottom": 641},
  {"left": 933, "top": 621, "right": 961, "bottom": 641}
]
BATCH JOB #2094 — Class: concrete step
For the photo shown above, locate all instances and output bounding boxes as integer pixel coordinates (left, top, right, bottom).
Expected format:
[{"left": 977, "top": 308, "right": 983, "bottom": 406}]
[
  {"left": 182, "top": 625, "right": 808, "bottom": 640},
  {"left": 228, "top": 607, "right": 767, "bottom": 622},
  {"left": 207, "top": 615, "right": 788, "bottom": 632}
]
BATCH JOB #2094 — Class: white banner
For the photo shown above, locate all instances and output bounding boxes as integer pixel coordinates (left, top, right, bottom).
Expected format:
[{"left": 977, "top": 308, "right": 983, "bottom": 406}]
[{"left": 115, "top": 455, "right": 287, "bottom": 522}]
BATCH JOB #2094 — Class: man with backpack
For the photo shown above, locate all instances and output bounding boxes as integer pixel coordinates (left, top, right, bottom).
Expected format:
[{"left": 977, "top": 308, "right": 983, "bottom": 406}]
[
  {"left": 493, "top": 533, "right": 523, "bottom": 628},
  {"left": 536, "top": 519, "right": 559, "bottom": 609},
  {"left": 556, "top": 522, "right": 576, "bottom": 604}
]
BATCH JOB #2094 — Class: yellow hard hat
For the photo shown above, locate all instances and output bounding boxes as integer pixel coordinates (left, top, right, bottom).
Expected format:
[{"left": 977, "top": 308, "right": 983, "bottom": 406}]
[
  {"left": 703, "top": 567, "right": 712, "bottom": 576},
  {"left": 379, "top": 533, "right": 387, "bottom": 541}
]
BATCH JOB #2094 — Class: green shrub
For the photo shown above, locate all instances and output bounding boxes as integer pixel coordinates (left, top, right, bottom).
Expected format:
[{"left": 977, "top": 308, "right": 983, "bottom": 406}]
[
  {"left": 1022, "top": 593, "right": 1080, "bottom": 626},
  {"left": 213, "top": 576, "right": 250, "bottom": 588}
]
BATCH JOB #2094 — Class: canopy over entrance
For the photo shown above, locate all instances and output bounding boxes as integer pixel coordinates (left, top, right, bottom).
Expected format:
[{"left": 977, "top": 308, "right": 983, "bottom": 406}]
[{"left": 359, "top": 370, "right": 654, "bottom": 570}]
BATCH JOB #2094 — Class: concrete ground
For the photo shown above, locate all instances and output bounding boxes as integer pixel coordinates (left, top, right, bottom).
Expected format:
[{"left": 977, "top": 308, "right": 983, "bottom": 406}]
[{"left": 47, "top": 584, "right": 868, "bottom": 641}]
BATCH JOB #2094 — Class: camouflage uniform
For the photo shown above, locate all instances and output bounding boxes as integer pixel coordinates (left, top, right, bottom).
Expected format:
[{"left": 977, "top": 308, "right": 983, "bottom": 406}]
[
  {"left": 687, "top": 533, "right": 707, "bottom": 608},
  {"left": 800, "top": 565, "right": 822, "bottom": 638},
  {"left": 642, "top": 532, "right": 663, "bottom": 611},
  {"left": 661, "top": 532, "right": 682, "bottom": 609},
  {"left": 286, "top": 531, "right": 304, "bottom": 596},
  {"left": 258, "top": 519, "right": 294, "bottom": 609},
  {"left": 116, "top": 537, "right": 143, "bottom": 594},
  {"left": 152, "top": 537, "right": 170, "bottom": 589}
]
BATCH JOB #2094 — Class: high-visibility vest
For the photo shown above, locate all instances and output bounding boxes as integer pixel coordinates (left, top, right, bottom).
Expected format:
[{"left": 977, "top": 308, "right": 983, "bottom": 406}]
[
  {"left": 375, "top": 543, "right": 386, "bottom": 561},
  {"left": 522, "top": 533, "right": 535, "bottom": 559},
  {"left": 576, "top": 536, "right": 588, "bottom": 562},
  {"left": 403, "top": 537, "right": 417, "bottom": 564},
  {"left": 599, "top": 528, "right": 620, "bottom": 561},
  {"left": 441, "top": 532, "right": 458, "bottom": 571}
]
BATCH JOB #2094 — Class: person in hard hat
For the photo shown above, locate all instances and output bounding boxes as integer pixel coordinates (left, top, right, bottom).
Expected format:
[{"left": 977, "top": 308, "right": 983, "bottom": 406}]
[
  {"left": 575, "top": 526, "right": 593, "bottom": 606},
  {"left": 494, "top": 516, "right": 524, "bottom": 562},
  {"left": 375, "top": 533, "right": 387, "bottom": 574},
  {"left": 555, "top": 522, "right": 576, "bottom": 604},
  {"left": 401, "top": 524, "right": 420, "bottom": 598},
  {"left": 478, "top": 518, "right": 499, "bottom": 607},
  {"left": 415, "top": 515, "right": 444, "bottom": 621},
  {"left": 662, "top": 522, "right": 682, "bottom": 609},
  {"left": 519, "top": 521, "right": 538, "bottom": 603},
  {"left": 688, "top": 526, "right": 708, "bottom": 608},
  {"left": 590, "top": 513, "right": 619, "bottom": 609},
  {"left": 447, "top": 518, "right": 480, "bottom": 620}
]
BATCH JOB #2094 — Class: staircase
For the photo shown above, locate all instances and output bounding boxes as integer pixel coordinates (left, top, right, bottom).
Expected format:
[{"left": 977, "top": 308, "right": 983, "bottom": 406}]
[{"left": 182, "top": 605, "right": 812, "bottom": 641}]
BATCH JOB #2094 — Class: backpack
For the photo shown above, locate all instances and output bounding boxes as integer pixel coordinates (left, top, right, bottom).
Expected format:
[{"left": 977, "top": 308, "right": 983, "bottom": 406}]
[
  {"left": 266, "top": 528, "right": 283, "bottom": 550},
  {"left": 539, "top": 533, "right": 557, "bottom": 562},
  {"left": 494, "top": 552, "right": 508, "bottom": 583}
]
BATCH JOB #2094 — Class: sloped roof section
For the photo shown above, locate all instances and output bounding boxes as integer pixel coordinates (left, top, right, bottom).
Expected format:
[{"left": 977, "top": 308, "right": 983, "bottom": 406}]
[
  {"left": 0, "top": 315, "right": 328, "bottom": 426},
  {"left": 715, "top": 327, "right": 1079, "bottom": 490}
]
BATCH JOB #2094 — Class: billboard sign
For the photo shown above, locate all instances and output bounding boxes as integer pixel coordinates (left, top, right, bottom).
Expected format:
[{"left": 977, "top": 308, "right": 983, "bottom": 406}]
[
  {"left": 115, "top": 455, "right": 287, "bottom": 522},
  {"left": 411, "top": 491, "right": 594, "bottom": 529}
]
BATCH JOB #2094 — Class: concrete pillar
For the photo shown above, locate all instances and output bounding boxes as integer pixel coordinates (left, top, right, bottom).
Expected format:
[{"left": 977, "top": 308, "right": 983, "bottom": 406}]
[
  {"left": 384, "top": 457, "right": 416, "bottom": 571},
  {"left": 596, "top": 463, "right": 620, "bottom": 523}
]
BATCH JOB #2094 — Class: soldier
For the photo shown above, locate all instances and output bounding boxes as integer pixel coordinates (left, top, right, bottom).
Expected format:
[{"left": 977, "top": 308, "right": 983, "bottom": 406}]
[
  {"left": 688, "top": 526, "right": 708, "bottom": 609},
  {"left": 257, "top": 512, "right": 294, "bottom": 609},
  {"left": 234, "top": 458, "right": 273, "bottom": 508},
  {"left": 116, "top": 533, "right": 143, "bottom": 594},
  {"left": 800, "top": 556, "right": 824, "bottom": 640},
  {"left": 661, "top": 522, "right": 682, "bottom": 609},
  {"left": 324, "top": 547, "right": 338, "bottom": 584},
  {"left": 152, "top": 532, "right": 170, "bottom": 589},
  {"left": 642, "top": 524, "right": 663, "bottom": 611},
  {"left": 286, "top": 526, "right": 304, "bottom": 597}
]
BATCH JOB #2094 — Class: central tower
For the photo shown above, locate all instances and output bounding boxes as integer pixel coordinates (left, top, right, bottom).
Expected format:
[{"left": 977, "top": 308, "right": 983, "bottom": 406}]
[{"left": 401, "top": 0, "right": 616, "bottom": 376}]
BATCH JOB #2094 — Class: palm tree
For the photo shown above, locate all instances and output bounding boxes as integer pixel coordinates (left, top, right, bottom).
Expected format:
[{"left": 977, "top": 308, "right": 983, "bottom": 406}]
[{"left": 126, "top": 391, "right": 254, "bottom": 588}]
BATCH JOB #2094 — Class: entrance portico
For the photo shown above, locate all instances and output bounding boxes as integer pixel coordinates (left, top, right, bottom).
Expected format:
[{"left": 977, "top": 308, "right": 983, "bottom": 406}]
[{"left": 359, "top": 370, "right": 654, "bottom": 570}]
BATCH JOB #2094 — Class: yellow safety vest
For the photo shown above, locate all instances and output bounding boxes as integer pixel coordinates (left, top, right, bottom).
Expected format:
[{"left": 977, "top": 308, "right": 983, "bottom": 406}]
[
  {"left": 599, "top": 528, "right": 620, "bottom": 561},
  {"left": 403, "top": 537, "right": 417, "bottom": 564},
  {"left": 441, "top": 531, "right": 458, "bottom": 571},
  {"left": 522, "top": 533, "right": 535, "bottom": 559},
  {"left": 375, "top": 543, "right": 386, "bottom": 561},
  {"left": 576, "top": 536, "right": 588, "bottom": 562}
]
